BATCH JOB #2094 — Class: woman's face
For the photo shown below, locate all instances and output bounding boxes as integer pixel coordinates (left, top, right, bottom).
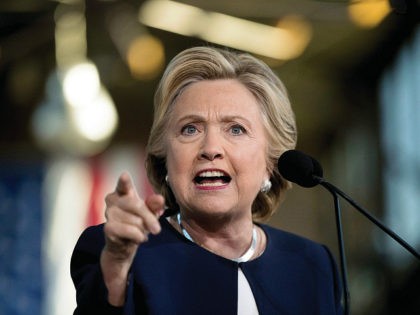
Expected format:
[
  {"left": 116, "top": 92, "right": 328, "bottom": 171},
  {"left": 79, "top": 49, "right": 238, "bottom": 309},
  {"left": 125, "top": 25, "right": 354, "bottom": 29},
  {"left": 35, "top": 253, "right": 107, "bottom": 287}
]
[{"left": 165, "top": 79, "right": 269, "bottom": 220}]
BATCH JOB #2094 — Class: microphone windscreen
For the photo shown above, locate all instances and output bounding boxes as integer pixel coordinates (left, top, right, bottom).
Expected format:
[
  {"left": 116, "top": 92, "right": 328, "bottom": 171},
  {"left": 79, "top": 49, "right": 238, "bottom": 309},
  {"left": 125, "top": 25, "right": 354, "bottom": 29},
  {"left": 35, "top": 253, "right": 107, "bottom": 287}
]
[{"left": 278, "top": 150, "right": 323, "bottom": 188}]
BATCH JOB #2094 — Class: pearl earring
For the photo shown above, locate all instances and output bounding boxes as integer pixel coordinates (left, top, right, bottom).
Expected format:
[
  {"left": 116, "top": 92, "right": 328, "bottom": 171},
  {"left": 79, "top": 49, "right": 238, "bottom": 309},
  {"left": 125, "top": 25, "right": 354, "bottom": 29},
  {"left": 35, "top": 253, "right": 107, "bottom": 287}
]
[
  {"left": 165, "top": 175, "right": 169, "bottom": 183},
  {"left": 260, "top": 179, "right": 272, "bottom": 193}
]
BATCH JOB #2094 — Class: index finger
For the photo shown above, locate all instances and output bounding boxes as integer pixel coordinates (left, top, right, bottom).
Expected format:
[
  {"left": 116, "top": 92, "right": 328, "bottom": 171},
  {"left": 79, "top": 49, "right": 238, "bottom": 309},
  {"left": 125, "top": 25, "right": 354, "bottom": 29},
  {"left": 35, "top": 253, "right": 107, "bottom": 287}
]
[{"left": 115, "top": 172, "right": 134, "bottom": 196}]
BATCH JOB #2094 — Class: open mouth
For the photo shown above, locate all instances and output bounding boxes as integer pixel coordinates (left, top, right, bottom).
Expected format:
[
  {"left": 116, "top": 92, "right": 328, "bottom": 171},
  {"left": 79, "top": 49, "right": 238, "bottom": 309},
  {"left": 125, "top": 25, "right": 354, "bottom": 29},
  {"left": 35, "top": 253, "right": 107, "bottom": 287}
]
[{"left": 194, "top": 170, "right": 231, "bottom": 187}]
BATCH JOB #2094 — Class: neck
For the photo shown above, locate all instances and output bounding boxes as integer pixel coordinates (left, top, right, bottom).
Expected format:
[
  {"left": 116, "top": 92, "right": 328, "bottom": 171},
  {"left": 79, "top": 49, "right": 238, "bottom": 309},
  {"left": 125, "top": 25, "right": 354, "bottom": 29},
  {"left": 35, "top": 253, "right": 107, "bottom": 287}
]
[{"left": 175, "top": 211, "right": 258, "bottom": 262}]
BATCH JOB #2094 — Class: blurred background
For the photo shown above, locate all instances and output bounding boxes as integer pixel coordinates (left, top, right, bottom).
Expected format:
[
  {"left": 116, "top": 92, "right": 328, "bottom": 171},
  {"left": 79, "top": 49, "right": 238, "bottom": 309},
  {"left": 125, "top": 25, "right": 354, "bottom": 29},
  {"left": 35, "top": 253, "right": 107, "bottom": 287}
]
[{"left": 0, "top": 0, "right": 419, "bottom": 314}]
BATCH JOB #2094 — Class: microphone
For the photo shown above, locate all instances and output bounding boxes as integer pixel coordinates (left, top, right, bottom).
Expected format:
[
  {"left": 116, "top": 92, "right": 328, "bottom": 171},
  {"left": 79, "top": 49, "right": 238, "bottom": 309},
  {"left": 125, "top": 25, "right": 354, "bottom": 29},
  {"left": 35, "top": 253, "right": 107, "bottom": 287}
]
[
  {"left": 278, "top": 150, "right": 420, "bottom": 315},
  {"left": 277, "top": 150, "right": 323, "bottom": 188}
]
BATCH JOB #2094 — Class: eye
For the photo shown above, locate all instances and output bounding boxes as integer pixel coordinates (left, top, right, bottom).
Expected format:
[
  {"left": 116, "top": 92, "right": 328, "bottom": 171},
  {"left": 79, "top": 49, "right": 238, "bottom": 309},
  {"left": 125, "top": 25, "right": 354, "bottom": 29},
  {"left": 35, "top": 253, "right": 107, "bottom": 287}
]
[
  {"left": 230, "top": 124, "right": 246, "bottom": 135},
  {"left": 181, "top": 124, "right": 198, "bottom": 135}
]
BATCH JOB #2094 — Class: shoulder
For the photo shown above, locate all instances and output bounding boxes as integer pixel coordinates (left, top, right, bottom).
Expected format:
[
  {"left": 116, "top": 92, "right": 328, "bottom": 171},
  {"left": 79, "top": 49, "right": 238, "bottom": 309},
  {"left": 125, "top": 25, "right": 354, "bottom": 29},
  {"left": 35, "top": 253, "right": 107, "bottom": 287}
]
[
  {"left": 261, "top": 223, "right": 325, "bottom": 250},
  {"left": 260, "top": 224, "right": 336, "bottom": 274},
  {"left": 74, "top": 224, "right": 106, "bottom": 254},
  {"left": 70, "top": 224, "right": 105, "bottom": 275}
]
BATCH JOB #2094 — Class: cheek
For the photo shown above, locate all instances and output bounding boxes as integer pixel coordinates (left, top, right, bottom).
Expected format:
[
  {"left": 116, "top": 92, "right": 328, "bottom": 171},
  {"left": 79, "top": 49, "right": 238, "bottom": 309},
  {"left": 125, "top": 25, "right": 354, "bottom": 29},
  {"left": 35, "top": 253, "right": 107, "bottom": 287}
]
[
  {"left": 166, "top": 144, "right": 193, "bottom": 176},
  {"left": 247, "top": 142, "right": 267, "bottom": 164},
  {"left": 235, "top": 148, "right": 267, "bottom": 179}
]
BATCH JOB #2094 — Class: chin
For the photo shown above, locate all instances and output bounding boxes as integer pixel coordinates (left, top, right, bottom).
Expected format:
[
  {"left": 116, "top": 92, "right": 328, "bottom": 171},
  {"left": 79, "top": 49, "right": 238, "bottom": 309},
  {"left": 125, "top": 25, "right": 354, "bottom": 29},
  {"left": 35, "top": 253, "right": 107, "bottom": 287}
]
[{"left": 186, "top": 202, "right": 245, "bottom": 221}]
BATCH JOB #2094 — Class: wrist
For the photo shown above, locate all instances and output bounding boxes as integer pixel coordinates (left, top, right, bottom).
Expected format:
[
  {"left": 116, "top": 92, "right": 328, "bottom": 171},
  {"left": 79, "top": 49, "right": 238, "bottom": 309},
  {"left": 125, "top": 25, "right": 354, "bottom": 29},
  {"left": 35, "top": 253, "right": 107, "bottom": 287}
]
[{"left": 100, "top": 250, "right": 132, "bottom": 306}]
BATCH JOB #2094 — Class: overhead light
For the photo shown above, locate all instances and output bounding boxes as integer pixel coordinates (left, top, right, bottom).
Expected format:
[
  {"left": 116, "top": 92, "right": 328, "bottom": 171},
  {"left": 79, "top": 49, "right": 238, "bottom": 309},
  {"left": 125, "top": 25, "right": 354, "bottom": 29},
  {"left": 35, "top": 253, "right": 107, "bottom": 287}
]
[
  {"left": 54, "top": 4, "right": 87, "bottom": 68},
  {"left": 48, "top": 2, "right": 119, "bottom": 155},
  {"left": 62, "top": 62, "right": 118, "bottom": 142},
  {"left": 138, "top": 0, "right": 312, "bottom": 60},
  {"left": 107, "top": 3, "right": 165, "bottom": 80},
  {"left": 126, "top": 34, "right": 165, "bottom": 80},
  {"left": 348, "top": 0, "right": 391, "bottom": 29},
  {"left": 69, "top": 87, "right": 118, "bottom": 142},
  {"left": 32, "top": 68, "right": 119, "bottom": 156},
  {"left": 62, "top": 62, "right": 101, "bottom": 108},
  {"left": 139, "top": 0, "right": 204, "bottom": 37}
]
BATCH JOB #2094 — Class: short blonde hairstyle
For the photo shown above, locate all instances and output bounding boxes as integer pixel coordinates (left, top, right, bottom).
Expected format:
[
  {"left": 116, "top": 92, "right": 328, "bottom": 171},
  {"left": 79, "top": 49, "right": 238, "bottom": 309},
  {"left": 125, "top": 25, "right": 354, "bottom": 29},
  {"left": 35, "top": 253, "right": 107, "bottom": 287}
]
[{"left": 146, "top": 46, "right": 297, "bottom": 221}]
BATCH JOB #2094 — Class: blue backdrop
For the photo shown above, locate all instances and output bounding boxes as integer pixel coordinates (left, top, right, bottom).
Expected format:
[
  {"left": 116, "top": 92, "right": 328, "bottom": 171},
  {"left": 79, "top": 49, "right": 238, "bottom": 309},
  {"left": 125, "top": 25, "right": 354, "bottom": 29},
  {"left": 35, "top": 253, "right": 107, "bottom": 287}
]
[{"left": 0, "top": 158, "right": 44, "bottom": 315}]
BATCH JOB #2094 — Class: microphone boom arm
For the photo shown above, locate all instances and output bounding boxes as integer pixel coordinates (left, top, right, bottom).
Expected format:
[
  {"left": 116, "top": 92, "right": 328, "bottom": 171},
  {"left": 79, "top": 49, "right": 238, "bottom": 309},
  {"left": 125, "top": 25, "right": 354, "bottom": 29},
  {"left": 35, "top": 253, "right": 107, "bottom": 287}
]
[{"left": 315, "top": 176, "right": 420, "bottom": 260}]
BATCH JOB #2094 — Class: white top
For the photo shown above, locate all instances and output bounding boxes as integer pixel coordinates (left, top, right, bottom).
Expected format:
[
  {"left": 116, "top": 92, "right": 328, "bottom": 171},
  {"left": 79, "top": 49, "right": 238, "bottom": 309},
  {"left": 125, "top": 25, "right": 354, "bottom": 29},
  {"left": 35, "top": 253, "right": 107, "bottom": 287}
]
[{"left": 238, "top": 267, "right": 259, "bottom": 315}]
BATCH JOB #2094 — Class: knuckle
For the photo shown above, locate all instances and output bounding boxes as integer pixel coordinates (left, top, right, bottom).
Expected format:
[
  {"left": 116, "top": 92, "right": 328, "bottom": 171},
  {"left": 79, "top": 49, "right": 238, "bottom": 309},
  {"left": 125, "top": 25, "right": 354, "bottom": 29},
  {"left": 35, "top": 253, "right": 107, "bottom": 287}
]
[
  {"left": 103, "top": 221, "right": 116, "bottom": 238},
  {"left": 135, "top": 230, "right": 148, "bottom": 244},
  {"left": 104, "top": 193, "right": 116, "bottom": 206},
  {"left": 134, "top": 199, "right": 146, "bottom": 212},
  {"left": 104, "top": 205, "right": 118, "bottom": 221}
]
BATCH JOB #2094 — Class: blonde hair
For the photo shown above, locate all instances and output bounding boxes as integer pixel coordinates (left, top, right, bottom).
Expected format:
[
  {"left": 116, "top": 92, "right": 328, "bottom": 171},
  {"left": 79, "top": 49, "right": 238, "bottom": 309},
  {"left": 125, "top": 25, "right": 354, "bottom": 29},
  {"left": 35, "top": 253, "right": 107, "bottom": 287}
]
[{"left": 146, "top": 46, "right": 297, "bottom": 221}]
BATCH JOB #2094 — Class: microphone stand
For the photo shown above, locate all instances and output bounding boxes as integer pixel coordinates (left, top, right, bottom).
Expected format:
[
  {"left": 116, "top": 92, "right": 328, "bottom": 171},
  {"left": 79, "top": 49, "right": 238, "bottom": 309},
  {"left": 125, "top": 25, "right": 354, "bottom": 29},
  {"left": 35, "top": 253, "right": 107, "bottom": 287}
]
[
  {"left": 315, "top": 176, "right": 420, "bottom": 260},
  {"left": 319, "top": 181, "right": 350, "bottom": 315}
]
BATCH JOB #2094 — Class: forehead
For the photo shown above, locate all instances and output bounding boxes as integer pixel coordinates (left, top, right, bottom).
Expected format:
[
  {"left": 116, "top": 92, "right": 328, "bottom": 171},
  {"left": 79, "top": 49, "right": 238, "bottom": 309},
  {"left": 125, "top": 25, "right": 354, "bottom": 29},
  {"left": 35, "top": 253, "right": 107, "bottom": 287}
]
[{"left": 172, "top": 79, "right": 261, "bottom": 117}]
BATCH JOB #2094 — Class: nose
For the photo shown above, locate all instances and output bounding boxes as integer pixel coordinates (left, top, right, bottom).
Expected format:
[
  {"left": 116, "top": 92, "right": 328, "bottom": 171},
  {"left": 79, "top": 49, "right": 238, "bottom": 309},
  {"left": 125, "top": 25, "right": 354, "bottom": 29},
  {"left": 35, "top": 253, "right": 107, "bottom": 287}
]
[{"left": 199, "top": 129, "right": 224, "bottom": 161}]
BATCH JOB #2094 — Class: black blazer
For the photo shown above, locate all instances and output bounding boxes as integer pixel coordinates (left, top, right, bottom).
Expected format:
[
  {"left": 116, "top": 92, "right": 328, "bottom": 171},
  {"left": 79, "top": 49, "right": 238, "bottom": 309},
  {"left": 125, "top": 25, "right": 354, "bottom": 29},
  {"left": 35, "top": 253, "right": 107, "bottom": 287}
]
[{"left": 71, "top": 217, "right": 343, "bottom": 315}]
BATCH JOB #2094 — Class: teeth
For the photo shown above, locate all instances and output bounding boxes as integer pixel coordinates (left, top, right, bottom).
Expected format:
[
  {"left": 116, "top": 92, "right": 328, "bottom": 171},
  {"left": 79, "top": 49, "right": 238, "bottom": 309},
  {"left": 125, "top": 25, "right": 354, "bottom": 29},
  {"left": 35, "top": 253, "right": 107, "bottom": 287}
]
[
  {"left": 197, "top": 170, "right": 226, "bottom": 177},
  {"left": 194, "top": 170, "right": 231, "bottom": 186},
  {"left": 197, "top": 181, "right": 225, "bottom": 187}
]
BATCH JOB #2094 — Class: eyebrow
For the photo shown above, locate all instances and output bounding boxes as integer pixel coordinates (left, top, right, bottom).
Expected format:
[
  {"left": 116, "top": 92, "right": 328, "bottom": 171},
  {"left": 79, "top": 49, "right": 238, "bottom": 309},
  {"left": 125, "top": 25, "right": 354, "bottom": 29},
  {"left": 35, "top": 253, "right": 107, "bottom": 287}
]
[
  {"left": 176, "top": 114, "right": 205, "bottom": 123},
  {"left": 176, "top": 114, "right": 253, "bottom": 126}
]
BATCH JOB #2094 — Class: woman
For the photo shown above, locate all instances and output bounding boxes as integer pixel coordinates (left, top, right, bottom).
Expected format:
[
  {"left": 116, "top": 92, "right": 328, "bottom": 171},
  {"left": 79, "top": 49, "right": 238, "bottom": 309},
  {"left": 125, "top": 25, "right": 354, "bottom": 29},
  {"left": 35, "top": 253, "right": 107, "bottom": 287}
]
[{"left": 71, "top": 46, "right": 343, "bottom": 314}]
